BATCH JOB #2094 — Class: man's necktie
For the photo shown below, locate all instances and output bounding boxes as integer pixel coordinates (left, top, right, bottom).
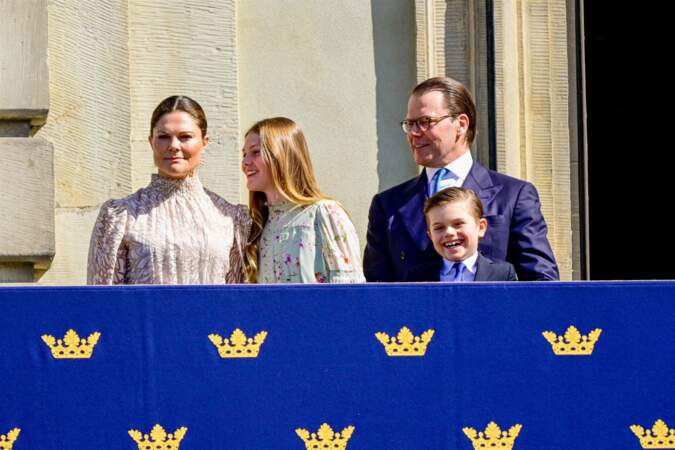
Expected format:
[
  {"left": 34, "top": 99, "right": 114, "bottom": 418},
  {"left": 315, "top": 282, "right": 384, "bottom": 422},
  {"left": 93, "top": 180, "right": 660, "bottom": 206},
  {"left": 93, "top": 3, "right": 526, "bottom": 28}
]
[{"left": 430, "top": 168, "right": 449, "bottom": 195}]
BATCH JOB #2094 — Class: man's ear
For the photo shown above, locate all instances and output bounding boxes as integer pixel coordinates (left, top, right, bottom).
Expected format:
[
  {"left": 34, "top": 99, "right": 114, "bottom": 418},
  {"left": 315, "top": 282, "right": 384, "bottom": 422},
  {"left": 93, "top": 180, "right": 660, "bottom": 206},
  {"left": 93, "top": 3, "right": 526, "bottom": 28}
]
[{"left": 456, "top": 113, "right": 470, "bottom": 136}]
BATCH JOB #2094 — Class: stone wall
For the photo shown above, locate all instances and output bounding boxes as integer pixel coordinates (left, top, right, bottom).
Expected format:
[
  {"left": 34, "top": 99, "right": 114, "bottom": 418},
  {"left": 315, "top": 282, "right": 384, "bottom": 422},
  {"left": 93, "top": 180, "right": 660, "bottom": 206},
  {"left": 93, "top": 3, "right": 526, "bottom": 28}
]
[
  {"left": 1, "top": 0, "right": 577, "bottom": 283},
  {"left": 0, "top": 0, "right": 54, "bottom": 282},
  {"left": 26, "top": 0, "right": 417, "bottom": 284},
  {"left": 35, "top": 0, "right": 240, "bottom": 284},
  {"left": 238, "top": 0, "right": 418, "bottom": 243}
]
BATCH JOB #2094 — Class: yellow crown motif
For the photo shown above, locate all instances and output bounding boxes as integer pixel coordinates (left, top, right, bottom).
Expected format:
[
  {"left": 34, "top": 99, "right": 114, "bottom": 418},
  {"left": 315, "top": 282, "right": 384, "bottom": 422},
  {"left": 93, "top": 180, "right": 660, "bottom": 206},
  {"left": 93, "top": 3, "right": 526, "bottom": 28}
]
[
  {"left": 631, "top": 419, "right": 675, "bottom": 448},
  {"left": 463, "top": 422, "right": 522, "bottom": 450},
  {"left": 296, "top": 423, "right": 355, "bottom": 450},
  {"left": 41, "top": 329, "right": 101, "bottom": 359},
  {"left": 208, "top": 328, "right": 267, "bottom": 358},
  {"left": 0, "top": 428, "right": 20, "bottom": 450},
  {"left": 129, "top": 424, "right": 187, "bottom": 450},
  {"left": 375, "top": 326, "right": 434, "bottom": 356},
  {"left": 542, "top": 325, "right": 602, "bottom": 355}
]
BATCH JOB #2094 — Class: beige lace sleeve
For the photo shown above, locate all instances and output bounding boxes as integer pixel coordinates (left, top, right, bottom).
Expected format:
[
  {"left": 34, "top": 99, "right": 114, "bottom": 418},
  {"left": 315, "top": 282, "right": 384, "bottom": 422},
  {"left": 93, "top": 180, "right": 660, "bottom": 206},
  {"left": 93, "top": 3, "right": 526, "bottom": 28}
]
[
  {"left": 226, "top": 204, "right": 252, "bottom": 284},
  {"left": 86, "top": 199, "right": 128, "bottom": 285}
]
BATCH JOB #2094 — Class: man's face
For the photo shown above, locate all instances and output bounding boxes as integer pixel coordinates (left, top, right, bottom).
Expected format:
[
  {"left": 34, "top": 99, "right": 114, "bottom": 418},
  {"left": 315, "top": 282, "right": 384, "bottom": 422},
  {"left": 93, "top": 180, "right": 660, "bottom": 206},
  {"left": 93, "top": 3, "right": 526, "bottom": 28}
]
[{"left": 406, "top": 91, "right": 469, "bottom": 168}]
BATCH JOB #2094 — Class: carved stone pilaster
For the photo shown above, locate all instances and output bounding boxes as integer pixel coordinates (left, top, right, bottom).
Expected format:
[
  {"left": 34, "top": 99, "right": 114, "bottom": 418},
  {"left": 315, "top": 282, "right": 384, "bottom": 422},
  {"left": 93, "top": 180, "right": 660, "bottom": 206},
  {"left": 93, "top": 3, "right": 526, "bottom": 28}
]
[{"left": 493, "top": 0, "right": 574, "bottom": 279}]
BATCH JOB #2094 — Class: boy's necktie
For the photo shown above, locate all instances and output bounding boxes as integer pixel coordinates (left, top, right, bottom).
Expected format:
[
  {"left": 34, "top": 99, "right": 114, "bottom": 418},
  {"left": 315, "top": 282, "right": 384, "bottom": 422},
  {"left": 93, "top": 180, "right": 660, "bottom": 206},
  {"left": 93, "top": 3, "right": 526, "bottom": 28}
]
[{"left": 450, "top": 261, "right": 466, "bottom": 282}]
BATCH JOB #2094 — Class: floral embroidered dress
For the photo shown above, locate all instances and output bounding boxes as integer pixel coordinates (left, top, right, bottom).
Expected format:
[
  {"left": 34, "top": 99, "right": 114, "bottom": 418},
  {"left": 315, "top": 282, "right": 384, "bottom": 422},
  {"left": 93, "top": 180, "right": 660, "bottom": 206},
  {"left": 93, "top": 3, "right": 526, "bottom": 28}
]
[
  {"left": 258, "top": 199, "right": 365, "bottom": 283},
  {"left": 87, "top": 174, "right": 251, "bottom": 284}
]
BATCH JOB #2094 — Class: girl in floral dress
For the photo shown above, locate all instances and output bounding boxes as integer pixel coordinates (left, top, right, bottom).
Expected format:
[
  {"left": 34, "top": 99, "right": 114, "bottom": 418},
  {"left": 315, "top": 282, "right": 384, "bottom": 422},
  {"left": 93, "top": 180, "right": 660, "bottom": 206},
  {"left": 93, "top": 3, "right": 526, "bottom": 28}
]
[{"left": 241, "top": 117, "right": 364, "bottom": 284}]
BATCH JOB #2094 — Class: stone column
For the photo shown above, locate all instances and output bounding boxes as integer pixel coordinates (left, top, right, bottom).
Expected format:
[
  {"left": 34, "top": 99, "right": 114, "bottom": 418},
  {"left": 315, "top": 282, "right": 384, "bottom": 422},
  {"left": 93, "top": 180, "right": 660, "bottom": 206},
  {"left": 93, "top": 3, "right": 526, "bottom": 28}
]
[
  {"left": 415, "top": 0, "right": 493, "bottom": 164},
  {"left": 0, "top": 0, "right": 54, "bottom": 282},
  {"left": 493, "top": 0, "right": 575, "bottom": 279}
]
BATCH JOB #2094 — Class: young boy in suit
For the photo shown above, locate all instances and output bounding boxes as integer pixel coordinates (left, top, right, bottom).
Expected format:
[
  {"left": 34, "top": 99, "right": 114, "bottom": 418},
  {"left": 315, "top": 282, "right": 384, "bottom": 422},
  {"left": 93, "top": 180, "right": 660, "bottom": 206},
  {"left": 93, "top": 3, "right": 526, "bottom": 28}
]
[{"left": 405, "top": 187, "right": 517, "bottom": 282}]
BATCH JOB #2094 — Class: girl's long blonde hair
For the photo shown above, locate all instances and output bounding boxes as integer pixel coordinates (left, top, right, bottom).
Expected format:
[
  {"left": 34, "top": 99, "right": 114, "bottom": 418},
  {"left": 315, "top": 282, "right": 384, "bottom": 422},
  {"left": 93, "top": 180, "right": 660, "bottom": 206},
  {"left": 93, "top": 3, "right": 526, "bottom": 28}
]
[{"left": 244, "top": 117, "right": 326, "bottom": 282}]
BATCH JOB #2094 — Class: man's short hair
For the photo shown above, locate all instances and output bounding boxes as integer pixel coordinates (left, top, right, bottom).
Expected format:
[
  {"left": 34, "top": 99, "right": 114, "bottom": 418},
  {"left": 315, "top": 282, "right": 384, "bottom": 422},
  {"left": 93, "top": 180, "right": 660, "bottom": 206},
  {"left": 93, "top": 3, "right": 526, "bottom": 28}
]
[
  {"left": 412, "top": 77, "right": 477, "bottom": 146},
  {"left": 424, "top": 187, "right": 484, "bottom": 222}
]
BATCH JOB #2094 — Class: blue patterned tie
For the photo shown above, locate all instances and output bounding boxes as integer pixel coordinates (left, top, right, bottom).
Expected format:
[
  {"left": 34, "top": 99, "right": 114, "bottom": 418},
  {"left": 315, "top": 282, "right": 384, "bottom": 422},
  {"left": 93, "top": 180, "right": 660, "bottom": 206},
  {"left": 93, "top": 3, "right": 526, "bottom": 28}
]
[
  {"left": 450, "top": 262, "right": 465, "bottom": 282},
  {"left": 430, "top": 168, "right": 449, "bottom": 196}
]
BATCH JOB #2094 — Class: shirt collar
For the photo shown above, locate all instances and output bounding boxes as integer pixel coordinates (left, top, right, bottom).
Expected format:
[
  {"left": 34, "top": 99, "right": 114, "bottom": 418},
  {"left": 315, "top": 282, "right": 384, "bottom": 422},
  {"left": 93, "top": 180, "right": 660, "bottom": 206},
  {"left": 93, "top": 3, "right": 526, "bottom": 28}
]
[
  {"left": 425, "top": 150, "right": 473, "bottom": 184},
  {"left": 441, "top": 251, "right": 479, "bottom": 275}
]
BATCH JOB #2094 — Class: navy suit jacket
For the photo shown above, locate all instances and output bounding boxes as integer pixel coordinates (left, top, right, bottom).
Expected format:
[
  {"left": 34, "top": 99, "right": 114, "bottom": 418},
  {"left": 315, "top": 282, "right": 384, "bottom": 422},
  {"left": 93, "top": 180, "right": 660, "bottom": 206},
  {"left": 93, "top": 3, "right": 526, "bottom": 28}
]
[
  {"left": 404, "top": 253, "right": 518, "bottom": 282},
  {"left": 363, "top": 160, "right": 559, "bottom": 281}
]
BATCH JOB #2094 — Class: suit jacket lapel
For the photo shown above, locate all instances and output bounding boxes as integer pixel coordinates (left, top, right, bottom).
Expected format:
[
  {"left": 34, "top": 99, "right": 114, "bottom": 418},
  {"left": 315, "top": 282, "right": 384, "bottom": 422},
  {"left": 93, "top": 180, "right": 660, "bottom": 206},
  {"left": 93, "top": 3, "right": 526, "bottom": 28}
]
[
  {"left": 474, "top": 254, "right": 495, "bottom": 281},
  {"left": 463, "top": 161, "right": 502, "bottom": 209},
  {"left": 398, "top": 172, "right": 432, "bottom": 251}
]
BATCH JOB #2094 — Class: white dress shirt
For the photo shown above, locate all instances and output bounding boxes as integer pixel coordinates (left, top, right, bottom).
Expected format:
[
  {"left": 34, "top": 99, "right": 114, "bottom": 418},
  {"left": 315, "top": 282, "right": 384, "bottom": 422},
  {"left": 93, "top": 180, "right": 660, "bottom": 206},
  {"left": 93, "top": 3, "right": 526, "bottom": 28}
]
[{"left": 425, "top": 151, "right": 473, "bottom": 196}]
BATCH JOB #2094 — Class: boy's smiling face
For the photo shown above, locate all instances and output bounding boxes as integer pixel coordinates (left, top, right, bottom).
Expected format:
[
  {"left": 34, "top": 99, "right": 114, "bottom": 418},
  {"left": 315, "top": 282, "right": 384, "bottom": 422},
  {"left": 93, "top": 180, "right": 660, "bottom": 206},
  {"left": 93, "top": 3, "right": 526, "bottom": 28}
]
[{"left": 426, "top": 199, "right": 487, "bottom": 262}]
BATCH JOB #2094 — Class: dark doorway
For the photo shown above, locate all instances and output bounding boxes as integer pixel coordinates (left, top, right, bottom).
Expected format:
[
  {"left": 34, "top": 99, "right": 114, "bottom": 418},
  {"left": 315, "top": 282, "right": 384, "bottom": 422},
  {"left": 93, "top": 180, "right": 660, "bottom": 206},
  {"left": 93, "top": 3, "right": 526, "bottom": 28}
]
[{"left": 584, "top": 1, "right": 671, "bottom": 280}]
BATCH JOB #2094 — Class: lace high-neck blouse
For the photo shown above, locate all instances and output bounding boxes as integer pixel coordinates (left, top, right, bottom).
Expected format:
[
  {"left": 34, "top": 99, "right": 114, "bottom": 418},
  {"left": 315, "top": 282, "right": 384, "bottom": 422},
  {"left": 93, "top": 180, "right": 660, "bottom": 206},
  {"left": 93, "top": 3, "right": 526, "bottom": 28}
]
[
  {"left": 87, "top": 174, "right": 251, "bottom": 284},
  {"left": 258, "top": 199, "right": 365, "bottom": 283}
]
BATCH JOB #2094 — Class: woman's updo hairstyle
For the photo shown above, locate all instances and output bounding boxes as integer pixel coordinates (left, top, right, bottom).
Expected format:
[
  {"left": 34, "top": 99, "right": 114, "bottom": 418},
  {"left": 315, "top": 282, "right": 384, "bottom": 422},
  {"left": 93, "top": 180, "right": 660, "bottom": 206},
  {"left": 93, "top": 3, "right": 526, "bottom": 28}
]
[{"left": 149, "top": 95, "right": 207, "bottom": 137}]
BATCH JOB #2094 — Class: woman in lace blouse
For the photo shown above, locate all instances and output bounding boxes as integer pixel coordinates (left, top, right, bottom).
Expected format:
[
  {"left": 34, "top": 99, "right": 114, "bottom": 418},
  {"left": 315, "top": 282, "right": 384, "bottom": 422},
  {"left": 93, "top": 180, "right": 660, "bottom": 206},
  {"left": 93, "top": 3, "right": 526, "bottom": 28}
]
[
  {"left": 87, "top": 96, "right": 251, "bottom": 284},
  {"left": 241, "top": 117, "right": 365, "bottom": 284}
]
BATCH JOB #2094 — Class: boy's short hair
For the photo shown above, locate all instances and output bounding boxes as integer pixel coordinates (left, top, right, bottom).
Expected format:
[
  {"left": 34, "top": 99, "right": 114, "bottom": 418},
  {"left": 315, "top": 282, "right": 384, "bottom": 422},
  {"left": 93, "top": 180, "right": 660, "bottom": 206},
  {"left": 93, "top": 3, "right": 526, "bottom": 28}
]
[{"left": 424, "top": 187, "right": 484, "bottom": 222}]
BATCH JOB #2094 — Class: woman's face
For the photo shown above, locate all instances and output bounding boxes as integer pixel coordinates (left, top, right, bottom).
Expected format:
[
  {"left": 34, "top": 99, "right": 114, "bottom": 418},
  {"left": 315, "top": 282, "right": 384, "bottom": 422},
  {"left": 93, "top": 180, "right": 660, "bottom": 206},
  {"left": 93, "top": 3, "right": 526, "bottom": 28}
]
[
  {"left": 149, "top": 111, "right": 208, "bottom": 179},
  {"left": 241, "top": 132, "right": 276, "bottom": 198}
]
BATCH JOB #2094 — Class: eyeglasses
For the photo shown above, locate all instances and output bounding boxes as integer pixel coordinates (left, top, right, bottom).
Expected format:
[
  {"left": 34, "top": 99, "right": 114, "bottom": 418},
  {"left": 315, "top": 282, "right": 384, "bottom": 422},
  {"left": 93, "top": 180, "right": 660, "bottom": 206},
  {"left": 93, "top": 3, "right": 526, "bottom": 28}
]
[{"left": 400, "top": 115, "right": 453, "bottom": 133}]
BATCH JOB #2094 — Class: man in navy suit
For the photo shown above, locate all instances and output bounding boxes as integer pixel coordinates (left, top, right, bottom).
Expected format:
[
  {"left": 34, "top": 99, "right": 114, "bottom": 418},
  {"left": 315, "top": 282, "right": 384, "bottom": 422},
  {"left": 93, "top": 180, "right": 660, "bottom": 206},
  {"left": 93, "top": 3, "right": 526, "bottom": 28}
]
[{"left": 363, "top": 77, "right": 559, "bottom": 281}]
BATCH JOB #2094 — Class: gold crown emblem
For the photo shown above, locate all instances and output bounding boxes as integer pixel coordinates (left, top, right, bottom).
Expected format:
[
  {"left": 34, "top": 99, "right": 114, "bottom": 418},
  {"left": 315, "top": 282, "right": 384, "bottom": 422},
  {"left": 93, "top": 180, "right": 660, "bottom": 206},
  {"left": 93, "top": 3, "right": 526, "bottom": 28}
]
[
  {"left": 463, "top": 422, "right": 522, "bottom": 450},
  {"left": 128, "top": 424, "right": 187, "bottom": 450},
  {"left": 296, "top": 423, "right": 355, "bottom": 450},
  {"left": 0, "top": 428, "right": 20, "bottom": 450},
  {"left": 375, "top": 326, "right": 434, "bottom": 356},
  {"left": 208, "top": 328, "right": 268, "bottom": 358},
  {"left": 542, "top": 325, "right": 602, "bottom": 355},
  {"left": 631, "top": 419, "right": 675, "bottom": 448},
  {"left": 41, "top": 329, "right": 101, "bottom": 359}
]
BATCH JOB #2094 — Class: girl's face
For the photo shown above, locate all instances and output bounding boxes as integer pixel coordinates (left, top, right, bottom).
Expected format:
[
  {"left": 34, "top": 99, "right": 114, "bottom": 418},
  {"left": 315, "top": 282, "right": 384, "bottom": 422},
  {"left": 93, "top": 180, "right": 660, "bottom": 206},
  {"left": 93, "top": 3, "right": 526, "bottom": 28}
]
[
  {"left": 241, "top": 132, "right": 279, "bottom": 202},
  {"left": 150, "top": 111, "right": 208, "bottom": 179}
]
